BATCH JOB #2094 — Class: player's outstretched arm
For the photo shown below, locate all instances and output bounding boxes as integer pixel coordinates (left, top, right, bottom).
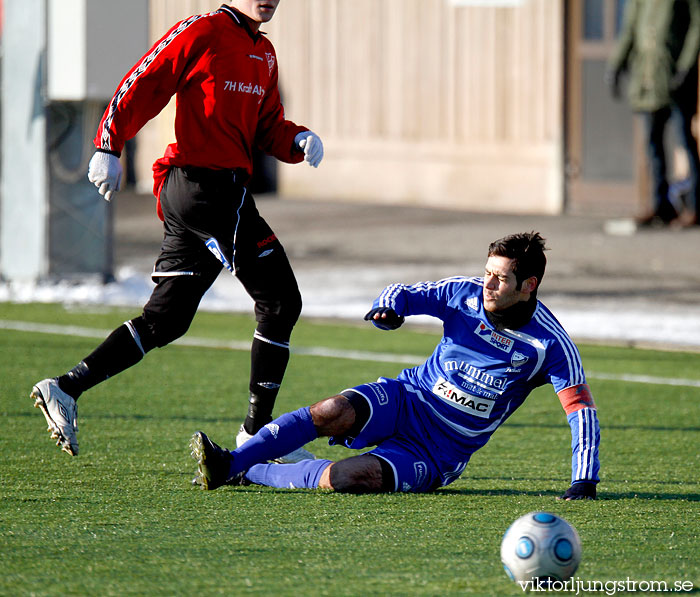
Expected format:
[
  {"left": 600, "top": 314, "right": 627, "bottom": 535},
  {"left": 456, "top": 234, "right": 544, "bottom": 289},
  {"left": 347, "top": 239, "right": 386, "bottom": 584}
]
[{"left": 557, "top": 384, "right": 600, "bottom": 500}]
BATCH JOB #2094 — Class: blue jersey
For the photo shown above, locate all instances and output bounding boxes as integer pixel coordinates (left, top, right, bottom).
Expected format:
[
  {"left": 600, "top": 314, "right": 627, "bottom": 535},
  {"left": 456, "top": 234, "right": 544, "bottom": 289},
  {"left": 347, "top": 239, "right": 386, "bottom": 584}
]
[{"left": 373, "top": 276, "right": 600, "bottom": 484}]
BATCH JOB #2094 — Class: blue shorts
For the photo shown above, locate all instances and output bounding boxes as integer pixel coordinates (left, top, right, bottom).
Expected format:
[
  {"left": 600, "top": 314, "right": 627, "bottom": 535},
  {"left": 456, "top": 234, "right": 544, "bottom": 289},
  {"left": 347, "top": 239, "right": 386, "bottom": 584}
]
[{"left": 332, "top": 378, "right": 472, "bottom": 493}]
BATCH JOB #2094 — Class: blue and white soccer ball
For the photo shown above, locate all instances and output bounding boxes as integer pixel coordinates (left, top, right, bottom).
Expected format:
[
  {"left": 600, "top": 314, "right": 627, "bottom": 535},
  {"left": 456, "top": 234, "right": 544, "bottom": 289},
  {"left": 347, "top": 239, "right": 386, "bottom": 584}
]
[{"left": 500, "top": 512, "right": 581, "bottom": 583}]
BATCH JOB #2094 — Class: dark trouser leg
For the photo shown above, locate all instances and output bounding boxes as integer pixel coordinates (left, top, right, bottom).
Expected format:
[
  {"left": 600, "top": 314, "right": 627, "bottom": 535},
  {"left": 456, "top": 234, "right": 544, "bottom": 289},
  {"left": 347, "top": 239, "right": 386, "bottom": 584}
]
[
  {"left": 674, "top": 104, "right": 700, "bottom": 216},
  {"left": 57, "top": 270, "right": 220, "bottom": 399},
  {"left": 644, "top": 108, "right": 677, "bottom": 222},
  {"left": 236, "top": 245, "right": 302, "bottom": 434},
  {"left": 154, "top": 166, "right": 297, "bottom": 431}
]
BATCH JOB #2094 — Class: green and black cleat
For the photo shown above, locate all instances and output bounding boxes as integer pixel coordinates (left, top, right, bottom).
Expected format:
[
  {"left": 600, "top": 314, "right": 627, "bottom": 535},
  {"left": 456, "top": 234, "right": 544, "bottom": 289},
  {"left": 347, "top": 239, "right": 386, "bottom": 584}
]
[{"left": 190, "top": 431, "right": 248, "bottom": 490}]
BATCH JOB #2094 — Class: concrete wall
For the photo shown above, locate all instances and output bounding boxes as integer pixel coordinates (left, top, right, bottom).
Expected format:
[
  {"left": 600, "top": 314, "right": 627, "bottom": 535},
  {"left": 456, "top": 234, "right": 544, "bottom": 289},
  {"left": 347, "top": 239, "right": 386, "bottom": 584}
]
[{"left": 0, "top": 0, "right": 48, "bottom": 280}]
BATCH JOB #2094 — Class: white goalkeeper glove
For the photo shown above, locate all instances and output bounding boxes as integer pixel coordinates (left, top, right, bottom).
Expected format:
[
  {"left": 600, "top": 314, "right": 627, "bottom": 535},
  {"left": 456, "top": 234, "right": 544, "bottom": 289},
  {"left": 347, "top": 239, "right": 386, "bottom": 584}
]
[
  {"left": 294, "top": 131, "right": 324, "bottom": 168},
  {"left": 88, "top": 151, "right": 122, "bottom": 201}
]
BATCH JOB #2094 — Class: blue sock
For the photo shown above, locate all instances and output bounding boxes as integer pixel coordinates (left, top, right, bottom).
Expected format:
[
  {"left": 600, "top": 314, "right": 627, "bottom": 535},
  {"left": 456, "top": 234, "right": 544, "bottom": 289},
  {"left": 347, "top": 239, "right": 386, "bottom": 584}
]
[
  {"left": 230, "top": 407, "right": 318, "bottom": 476},
  {"left": 245, "top": 459, "right": 332, "bottom": 489}
]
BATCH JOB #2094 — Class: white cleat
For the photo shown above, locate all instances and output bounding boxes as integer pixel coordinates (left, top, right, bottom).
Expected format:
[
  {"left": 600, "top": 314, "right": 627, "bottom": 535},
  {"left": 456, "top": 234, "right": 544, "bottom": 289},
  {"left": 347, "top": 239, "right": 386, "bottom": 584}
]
[
  {"left": 31, "top": 378, "right": 79, "bottom": 456},
  {"left": 235, "top": 424, "right": 254, "bottom": 448},
  {"left": 235, "top": 424, "right": 315, "bottom": 463}
]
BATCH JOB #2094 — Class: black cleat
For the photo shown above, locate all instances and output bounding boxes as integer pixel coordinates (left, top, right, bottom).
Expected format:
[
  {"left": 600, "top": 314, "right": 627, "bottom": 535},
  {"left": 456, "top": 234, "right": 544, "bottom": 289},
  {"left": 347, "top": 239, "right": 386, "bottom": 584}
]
[{"left": 189, "top": 431, "right": 246, "bottom": 490}]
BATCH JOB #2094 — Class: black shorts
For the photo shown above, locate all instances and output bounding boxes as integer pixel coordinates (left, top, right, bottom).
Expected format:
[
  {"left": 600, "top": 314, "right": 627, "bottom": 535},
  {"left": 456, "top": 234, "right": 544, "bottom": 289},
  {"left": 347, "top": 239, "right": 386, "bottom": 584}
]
[{"left": 142, "top": 166, "right": 301, "bottom": 337}]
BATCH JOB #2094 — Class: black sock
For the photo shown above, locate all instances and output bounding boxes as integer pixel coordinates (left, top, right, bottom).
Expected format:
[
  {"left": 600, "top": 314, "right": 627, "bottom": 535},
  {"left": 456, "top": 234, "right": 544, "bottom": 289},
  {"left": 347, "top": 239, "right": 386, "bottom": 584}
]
[
  {"left": 57, "top": 361, "right": 97, "bottom": 399},
  {"left": 57, "top": 322, "right": 148, "bottom": 398},
  {"left": 243, "top": 333, "right": 290, "bottom": 434}
]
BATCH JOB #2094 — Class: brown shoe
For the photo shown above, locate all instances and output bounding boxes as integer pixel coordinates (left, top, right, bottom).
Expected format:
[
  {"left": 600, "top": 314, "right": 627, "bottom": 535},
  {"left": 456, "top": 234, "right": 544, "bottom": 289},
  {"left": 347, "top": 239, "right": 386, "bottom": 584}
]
[{"left": 671, "top": 212, "right": 699, "bottom": 228}]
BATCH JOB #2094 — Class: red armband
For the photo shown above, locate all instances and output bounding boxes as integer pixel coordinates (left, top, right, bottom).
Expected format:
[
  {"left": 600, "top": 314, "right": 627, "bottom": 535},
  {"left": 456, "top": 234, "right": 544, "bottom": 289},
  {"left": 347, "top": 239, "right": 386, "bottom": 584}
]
[{"left": 558, "top": 384, "right": 596, "bottom": 415}]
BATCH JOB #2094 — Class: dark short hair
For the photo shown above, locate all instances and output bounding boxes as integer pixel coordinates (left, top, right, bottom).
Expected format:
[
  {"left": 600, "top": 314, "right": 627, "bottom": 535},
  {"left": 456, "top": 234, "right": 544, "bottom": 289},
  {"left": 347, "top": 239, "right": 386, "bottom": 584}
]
[{"left": 487, "top": 232, "right": 548, "bottom": 292}]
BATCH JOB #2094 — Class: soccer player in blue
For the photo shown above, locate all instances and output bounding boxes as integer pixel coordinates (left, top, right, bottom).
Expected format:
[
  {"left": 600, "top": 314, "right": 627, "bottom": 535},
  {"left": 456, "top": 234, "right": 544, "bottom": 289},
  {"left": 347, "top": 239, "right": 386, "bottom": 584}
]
[{"left": 190, "top": 232, "right": 600, "bottom": 499}]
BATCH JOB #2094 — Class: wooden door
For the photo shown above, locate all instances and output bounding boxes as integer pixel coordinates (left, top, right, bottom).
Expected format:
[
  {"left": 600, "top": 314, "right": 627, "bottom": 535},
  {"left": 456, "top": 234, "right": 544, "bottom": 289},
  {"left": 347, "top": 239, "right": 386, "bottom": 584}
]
[{"left": 565, "top": 0, "right": 645, "bottom": 216}]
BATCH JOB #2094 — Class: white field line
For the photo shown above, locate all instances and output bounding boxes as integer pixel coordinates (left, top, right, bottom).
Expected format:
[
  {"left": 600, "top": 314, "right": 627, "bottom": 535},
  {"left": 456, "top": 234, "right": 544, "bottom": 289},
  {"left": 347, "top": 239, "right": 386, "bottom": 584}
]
[{"left": 2, "top": 319, "right": 700, "bottom": 388}]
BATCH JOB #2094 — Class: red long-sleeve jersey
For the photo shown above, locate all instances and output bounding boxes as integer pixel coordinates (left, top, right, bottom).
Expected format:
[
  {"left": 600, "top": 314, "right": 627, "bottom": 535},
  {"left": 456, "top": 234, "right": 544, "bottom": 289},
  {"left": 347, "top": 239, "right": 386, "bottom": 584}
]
[{"left": 93, "top": 5, "right": 307, "bottom": 219}]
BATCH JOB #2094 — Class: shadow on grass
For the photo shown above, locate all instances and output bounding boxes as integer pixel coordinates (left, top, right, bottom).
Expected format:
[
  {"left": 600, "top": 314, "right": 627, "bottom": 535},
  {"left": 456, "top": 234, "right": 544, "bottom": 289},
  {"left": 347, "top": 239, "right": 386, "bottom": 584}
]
[
  {"left": 437, "top": 487, "right": 562, "bottom": 498},
  {"left": 436, "top": 486, "right": 699, "bottom": 501},
  {"left": 596, "top": 491, "right": 699, "bottom": 501},
  {"left": 192, "top": 485, "right": 699, "bottom": 502},
  {"left": 450, "top": 489, "right": 698, "bottom": 501},
  {"left": 223, "top": 486, "right": 700, "bottom": 502}
]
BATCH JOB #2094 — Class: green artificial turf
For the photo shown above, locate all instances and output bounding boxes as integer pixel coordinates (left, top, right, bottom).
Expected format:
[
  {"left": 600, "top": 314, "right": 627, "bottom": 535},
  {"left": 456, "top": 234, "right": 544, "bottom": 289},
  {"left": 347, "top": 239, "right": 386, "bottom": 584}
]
[{"left": 1, "top": 303, "right": 698, "bottom": 596}]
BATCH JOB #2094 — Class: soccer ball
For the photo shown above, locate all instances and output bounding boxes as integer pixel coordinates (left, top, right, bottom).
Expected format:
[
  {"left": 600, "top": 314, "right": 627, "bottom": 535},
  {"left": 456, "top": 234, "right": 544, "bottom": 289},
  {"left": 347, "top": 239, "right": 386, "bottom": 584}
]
[{"left": 500, "top": 512, "right": 581, "bottom": 583}]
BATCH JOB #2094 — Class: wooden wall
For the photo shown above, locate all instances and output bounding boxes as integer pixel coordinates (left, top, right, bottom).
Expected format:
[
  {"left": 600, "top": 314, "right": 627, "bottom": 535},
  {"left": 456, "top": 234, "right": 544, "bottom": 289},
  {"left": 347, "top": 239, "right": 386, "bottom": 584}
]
[{"left": 137, "top": 0, "right": 564, "bottom": 214}]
